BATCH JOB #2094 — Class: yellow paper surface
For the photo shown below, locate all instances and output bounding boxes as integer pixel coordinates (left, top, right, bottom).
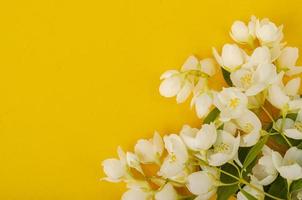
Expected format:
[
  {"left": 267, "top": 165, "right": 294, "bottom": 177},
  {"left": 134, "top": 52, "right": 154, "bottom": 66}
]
[{"left": 0, "top": 0, "right": 301, "bottom": 199}]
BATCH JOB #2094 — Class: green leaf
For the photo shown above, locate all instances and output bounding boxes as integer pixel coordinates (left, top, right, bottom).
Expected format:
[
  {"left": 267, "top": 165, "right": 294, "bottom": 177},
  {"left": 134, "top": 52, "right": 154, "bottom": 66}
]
[
  {"left": 243, "top": 135, "right": 269, "bottom": 170},
  {"left": 266, "top": 176, "right": 288, "bottom": 200},
  {"left": 297, "top": 142, "right": 302, "bottom": 149},
  {"left": 271, "top": 134, "right": 288, "bottom": 146},
  {"left": 286, "top": 113, "right": 298, "bottom": 121},
  {"left": 221, "top": 67, "right": 233, "bottom": 86},
  {"left": 290, "top": 179, "right": 302, "bottom": 193},
  {"left": 203, "top": 107, "right": 220, "bottom": 124},
  {"left": 241, "top": 189, "right": 257, "bottom": 200},
  {"left": 217, "top": 163, "right": 239, "bottom": 200},
  {"left": 238, "top": 147, "right": 251, "bottom": 164}
]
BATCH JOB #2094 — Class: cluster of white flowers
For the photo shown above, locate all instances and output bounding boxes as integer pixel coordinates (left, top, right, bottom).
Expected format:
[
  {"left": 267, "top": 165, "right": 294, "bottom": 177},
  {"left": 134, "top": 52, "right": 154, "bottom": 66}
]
[{"left": 102, "top": 16, "right": 302, "bottom": 200}]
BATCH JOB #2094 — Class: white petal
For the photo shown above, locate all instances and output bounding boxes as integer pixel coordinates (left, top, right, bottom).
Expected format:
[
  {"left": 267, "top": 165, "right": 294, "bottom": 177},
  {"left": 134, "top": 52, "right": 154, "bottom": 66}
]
[
  {"left": 159, "top": 76, "right": 182, "bottom": 97},
  {"left": 186, "top": 171, "right": 216, "bottom": 195},
  {"left": 284, "top": 147, "right": 302, "bottom": 166},
  {"left": 267, "top": 84, "right": 289, "bottom": 109},
  {"left": 180, "top": 125, "right": 199, "bottom": 151},
  {"left": 200, "top": 58, "right": 216, "bottom": 76},
  {"left": 102, "top": 159, "right": 125, "bottom": 181},
  {"left": 164, "top": 134, "right": 188, "bottom": 163},
  {"left": 277, "top": 47, "right": 298, "bottom": 69},
  {"left": 284, "top": 129, "right": 302, "bottom": 140},
  {"left": 223, "top": 121, "right": 237, "bottom": 136},
  {"left": 155, "top": 183, "right": 178, "bottom": 200},
  {"left": 253, "top": 63, "right": 277, "bottom": 84},
  {"left": 278, "top": 164, "right": 302, "bottom": 180},
  {"left": 160, "top": 70, "right": 179, "bottom": 80},
  {"left": 221, "top": 44, "right": 245, "bottom": 70},
  {"left": 195, "top": 123, "right": 217, "bottom": 150},
  {"left": 126, "top": 152, "right": 144, "bottom": 174},
  {"left": 230, "top": 20, "right": 249, "bottom": 42},
  {"left": 176, "top": 81, "right": 193, "bottom": 103},
  {"left": 212, "top": 47, "right": 223, "bottom": 66},
  {"left": 249, "top": 46, "right": 271, "bottom": 66},
  {"left": 182, "top": 55, "right": 199, "bottom": 71},
  {"left": 122, "top": 189, "right": 150, "bottom": 200},
  {"left": 245, "top": 83, "right": 266, "bottom": 96},
  {"left": 272, "top": 151, "right": 283, "bottom": 169},
  {"left": 153, "top": 132, "right": 164, "bottom": 156},
  {"left": 158, "top": 157, "right": 184, "bottom": 178},
  {"left": 194, "top": 93, "right": 213, "bottom": 118},
  {"left": 286, "top": 66, "right": 302, "bottom": 76},
  {"left": 235, "top": 109, "right": 261, "bottom": 147},
  {"left": 285, "top": 78, "right": 300, "bottom": 96},
  {"left": 135, "top": 139, "right": 156, "bottom": 163},
  {"left": 289, "top": 99, "right": 302, "bottom": 111}
]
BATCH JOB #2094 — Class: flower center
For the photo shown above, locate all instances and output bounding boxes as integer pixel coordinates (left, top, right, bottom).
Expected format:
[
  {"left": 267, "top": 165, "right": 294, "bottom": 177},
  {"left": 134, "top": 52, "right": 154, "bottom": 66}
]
[
  {"left": 214, "top": 143, "right": 230, "bottom": 153},
  {"left": 229, "top": 98, "right": 240, "bottom": 109},
  {"left": 170, "top": 153, "right": 177, "bottom": 162},
  {"left": 243, "top": 123, "right": 254, "bottom": 133},
  {"left": 240, "top": 74, "right": 252, "bottom": 87},
  {"left": 294, "top": 122, "right": 302, "bottom": 132}
]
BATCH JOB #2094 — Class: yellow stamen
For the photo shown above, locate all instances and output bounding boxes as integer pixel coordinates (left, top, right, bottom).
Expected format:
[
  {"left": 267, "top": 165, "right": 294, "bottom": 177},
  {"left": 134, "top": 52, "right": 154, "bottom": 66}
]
[{"left": 229, "top": 98, "right": 240, "bottom": 109}]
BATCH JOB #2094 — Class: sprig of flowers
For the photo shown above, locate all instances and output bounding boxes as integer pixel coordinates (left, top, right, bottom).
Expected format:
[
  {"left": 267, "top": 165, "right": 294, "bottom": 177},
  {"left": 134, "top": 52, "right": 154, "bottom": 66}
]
[{"left": 102, "top": 16, "right": 302, "bottom": 200}]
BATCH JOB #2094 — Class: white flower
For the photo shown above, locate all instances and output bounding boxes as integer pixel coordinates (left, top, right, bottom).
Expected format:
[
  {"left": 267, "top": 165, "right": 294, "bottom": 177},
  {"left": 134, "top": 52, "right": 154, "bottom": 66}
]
[
  {"left": 207, "top": 130, "right": 240, "bottom": 166},
  {"left": 159, "top": 55, "right": 216, "bottom": 103},
  {"left": 164, "top": 134, "right": 188, "bottom": 163},
  {"left": 213, "top": 44, "right": 247, "bottom": 72},
  {"left": 102, "top": 147, "right": 127, "bottom": 182},
  {"left": 180, "top": 123, "right": 217, "bottom": 151},
  {"left": 213, "top": 87, "right": 248, "bottom": 121},
  {"left": 199, "top": 58, "right": 216, "bottom": 77},
  {"left": 159, "top": 71, "right": 194, "bottom": 104},
  {"left": 237, "top": 181, "right": 264, "bottom": 200},
  {"left": 126, "top": 152, "right": 144, "bottom": 174},
  {"left": 255, "top": 18, "right": 283, "bottom": 46},
  {"left": 158, "top": 134, "right": 188, "bottom": 180},
  {"left": 276, "top": 47, "right": 302, "bottom": 76},
  {"left": 251, "top": 146, "right": 278, "bottom": 185},
  {"left": 181, "top": 55, "right": 216, "bottom": 76},
  {"left": 191, "top": 92, "right": 213, "bottom": 118},
  {"left": 235, "top": 109, "right": 262, "bottom": 147},
  {"left": 267, "top": 77, "right": 302, "bottom": 112},
  {"left": 134, "top": 132, "right": 164, "bottom": 164},
  {"left": 186, "top": 171, "right": 218, "bottom": 200},
  {"left": 122, "top": 188, "right": 151, "bottom": 200},
  {"left": 102, "top": 159, "right": 126, "bottom": 182},
  {"left": 275, "top": 110, "right": 302, "bottom": 140},
  {"left": 230, "top": 17, "right": 257, "bottom": 45},
  {"left": 272, "top": 147, "right": 302, "bottom": 181},
  {"left": 159, "top": 71, "right": 184, "bottom": 98},
  {"left": 247, "top": 46, "right": 272, "bottom": 66},
  {"left": 155, "top": 183, "right": 178, "bottom": 200},
  {"left": 230, "top": 21, "right": 251, "bottom": 44}
]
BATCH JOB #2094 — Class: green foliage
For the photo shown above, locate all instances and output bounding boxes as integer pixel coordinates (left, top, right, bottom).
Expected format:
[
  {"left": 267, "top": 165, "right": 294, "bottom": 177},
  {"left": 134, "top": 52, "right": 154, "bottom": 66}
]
[
  {"left": 203, "top": 107, "right": 220, "bottom": 124},
  {"left": 221, "top": 68, "right": 233, "bottom": 86},
  {"left": 265, "top": 176, "right": 288, "bottom": 200},
  {"left": 217, "top": 163, "right": 239, "bottom": 200},
  {"left": 240, "top": 189, "right": 257, "bottom": 200},
  {"left": 290, "top": 179, "right": 302, "bottom": 194},
  {"left": 243, "top": 135, "right": 269, "bottom": 170}
]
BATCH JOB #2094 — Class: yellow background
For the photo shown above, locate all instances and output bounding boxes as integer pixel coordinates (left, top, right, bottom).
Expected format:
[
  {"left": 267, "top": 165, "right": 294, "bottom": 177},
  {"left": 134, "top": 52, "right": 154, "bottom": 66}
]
[{"left": 0, "top": 0, "right": 302, "bottom": 199}]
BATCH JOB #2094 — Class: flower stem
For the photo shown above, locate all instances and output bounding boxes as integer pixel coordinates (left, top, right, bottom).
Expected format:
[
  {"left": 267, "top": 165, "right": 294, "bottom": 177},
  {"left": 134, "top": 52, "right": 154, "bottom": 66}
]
[
  {"left": 217, "top": 168, "right": 284, "bottom": 200},
  {"left": 261, "top": 105, "right": 275, "bottom": 125},
  {"left": 261, "top": 105, "right": 293, "bottom": 147}
]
